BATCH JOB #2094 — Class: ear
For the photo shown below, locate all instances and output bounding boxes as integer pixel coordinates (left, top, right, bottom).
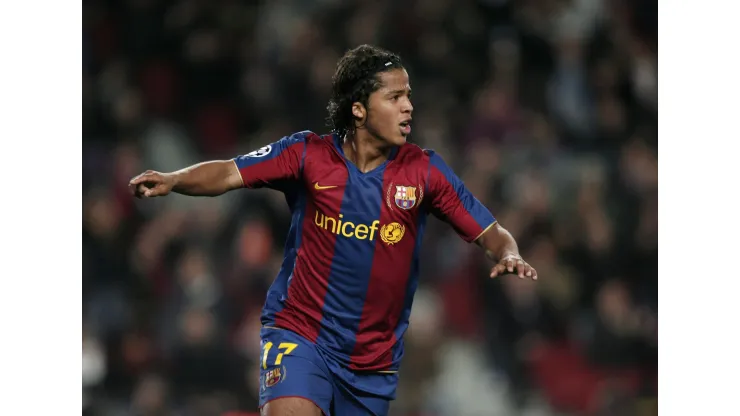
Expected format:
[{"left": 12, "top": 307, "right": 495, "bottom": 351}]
[{"left": 352, "top": 102, "right": 366, "bottom": 122}]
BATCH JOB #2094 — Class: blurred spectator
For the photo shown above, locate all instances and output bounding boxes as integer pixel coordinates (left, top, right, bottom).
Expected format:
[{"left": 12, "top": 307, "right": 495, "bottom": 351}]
[
  {"left": 130, "top": 373, "right": 172, "bottom": 416},
  {"left": 83, "top": 325, "right": 107, "bottom": 415},
  {"left": 579, "top": 280, "right": 657, "bottom": 369},
  {"left": 170, "top": 308, "right": 244, "bottom": 404}
]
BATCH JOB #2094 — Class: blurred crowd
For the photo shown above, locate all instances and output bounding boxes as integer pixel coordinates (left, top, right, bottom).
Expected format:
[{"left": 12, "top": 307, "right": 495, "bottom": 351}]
[{"left": 82, "top": 0, "right": 657, "bottom": 415}]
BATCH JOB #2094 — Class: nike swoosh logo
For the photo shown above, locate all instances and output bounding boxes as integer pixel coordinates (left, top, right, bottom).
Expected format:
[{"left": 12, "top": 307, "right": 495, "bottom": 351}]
[{"left": 314, "top": 182, "right": 337, "bottom": 190}]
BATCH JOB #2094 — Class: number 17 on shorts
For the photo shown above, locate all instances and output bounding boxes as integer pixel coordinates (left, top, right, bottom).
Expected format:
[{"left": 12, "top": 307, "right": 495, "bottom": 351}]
[{"left": 260, "top": 340, "right": 298, "bottom": 389}]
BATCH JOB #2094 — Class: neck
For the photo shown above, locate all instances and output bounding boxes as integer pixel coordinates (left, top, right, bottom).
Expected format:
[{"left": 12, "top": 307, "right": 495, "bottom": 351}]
[{"left": 342, "top": 131, "right": 394, "bottom": 173}]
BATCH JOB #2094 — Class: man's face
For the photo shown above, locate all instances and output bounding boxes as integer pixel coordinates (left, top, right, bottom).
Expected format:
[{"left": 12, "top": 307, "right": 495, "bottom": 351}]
[{"left": 355, "top": 68, "right": 413, "bottom": 146}]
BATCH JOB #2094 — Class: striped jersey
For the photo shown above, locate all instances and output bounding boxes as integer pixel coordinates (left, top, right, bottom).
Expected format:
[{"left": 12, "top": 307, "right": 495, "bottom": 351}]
[{"left": 233, "top": 131, "right": 496, "bottom": 372}]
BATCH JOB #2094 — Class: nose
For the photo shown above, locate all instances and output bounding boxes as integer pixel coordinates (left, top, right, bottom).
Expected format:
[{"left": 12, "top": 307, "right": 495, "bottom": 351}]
[{"left": 402, "top": 96, "right": 413, "bottom": 114}]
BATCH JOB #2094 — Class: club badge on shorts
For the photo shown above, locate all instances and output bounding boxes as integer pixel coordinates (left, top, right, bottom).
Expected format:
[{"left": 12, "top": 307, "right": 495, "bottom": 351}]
[{"left": 263, "top": 366, "right": 286, "bottom": 389}]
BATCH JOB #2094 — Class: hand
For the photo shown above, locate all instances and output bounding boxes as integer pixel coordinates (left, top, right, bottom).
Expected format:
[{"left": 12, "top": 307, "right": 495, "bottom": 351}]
[
  {"left": 129, "top": 170, "right": 175, "bottom": 199},
  {"left": 490, "top": 254, "right": 538, "bottom": 280}
]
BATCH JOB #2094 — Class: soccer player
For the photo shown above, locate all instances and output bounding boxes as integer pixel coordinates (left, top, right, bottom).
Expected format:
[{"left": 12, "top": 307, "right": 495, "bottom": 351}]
[{"left": 129, "top": 45, "right": 537, "bottom": 416}]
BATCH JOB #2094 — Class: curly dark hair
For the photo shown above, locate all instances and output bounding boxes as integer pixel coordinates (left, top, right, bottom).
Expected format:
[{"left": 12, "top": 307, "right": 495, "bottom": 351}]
[{"left": 326, "top": 45, "right": 404, "bottom": 138}]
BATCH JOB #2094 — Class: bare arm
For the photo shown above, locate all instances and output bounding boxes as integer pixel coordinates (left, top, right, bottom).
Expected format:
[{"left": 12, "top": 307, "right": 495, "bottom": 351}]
[
  {"left": 129, "top": 160, "right": 242, "bottom": 198},
  {"left": 422, "top": 149, "right": 537, "bottom": 280},
  {"left": 475, "top": 223, "right": 537, "bottom": 280},
  {"left": 170, "top": 160, "right": 243, "bottom": 196},
  {"left": 475, "top": 222, "right": 519, "bottom": 261}
]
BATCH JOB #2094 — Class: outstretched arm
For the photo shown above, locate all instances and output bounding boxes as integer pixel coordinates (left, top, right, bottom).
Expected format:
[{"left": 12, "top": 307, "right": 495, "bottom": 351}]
[
  {"left": 129, "top": 131, "right": 309, "bottom": 199},
  {"left": 425, "top": 149, "right": 537, "bottom": 280},
  {"left": 129, "top": 160, "right": 241, "bottom": 198}
]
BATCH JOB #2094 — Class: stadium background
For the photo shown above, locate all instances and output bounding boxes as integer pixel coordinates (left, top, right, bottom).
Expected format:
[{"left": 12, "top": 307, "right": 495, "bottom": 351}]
[{"left": 82, "top": 0, "right": 657, "bottom": 415}]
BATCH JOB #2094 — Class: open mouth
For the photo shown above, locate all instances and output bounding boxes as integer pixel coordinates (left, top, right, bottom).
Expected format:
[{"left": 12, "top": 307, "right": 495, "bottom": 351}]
[{"left": 399, "top": 121, "right": 411, "bottom": 134}]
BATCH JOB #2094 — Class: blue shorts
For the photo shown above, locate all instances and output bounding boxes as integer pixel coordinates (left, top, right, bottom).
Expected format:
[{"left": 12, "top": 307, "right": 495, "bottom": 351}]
[{"left": 258, "top": 326, "right": 399, "bottom": 416}]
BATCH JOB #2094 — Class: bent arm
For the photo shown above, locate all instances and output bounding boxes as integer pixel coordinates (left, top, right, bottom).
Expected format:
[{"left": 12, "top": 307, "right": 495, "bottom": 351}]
[{"left": 171, "top": 160, "right": 243, "bottom": 196}]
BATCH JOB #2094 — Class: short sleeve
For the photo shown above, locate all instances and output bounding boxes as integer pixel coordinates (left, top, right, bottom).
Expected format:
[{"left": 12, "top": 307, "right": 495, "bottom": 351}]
[
  {"left": 425, "top": 150, "right": 496, "bottom": 242},
  {"left": 232, "top": 131, "right": 309, "bottom": 189}
]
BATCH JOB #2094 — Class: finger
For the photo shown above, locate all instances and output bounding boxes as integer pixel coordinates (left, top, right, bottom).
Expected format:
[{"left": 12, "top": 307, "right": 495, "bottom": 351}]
[
  {"left": 525, "top": 265, "right": 533, "bottom": 279},
  {"left": 490, "top": 264, "right": 506, "bottom": 278},
  {"left": 130, "top": 172, "right": 158, "bottom": 185},
  {"left": 144, "top": 185, "right": 167, "bottom": 198},
  {"left": 131, "top": 182, "right": 145, "bottom": 198},
  {"left": 506, "top": 259, "right": 515, "bottom": 273},
  {"left": 129, "top": 173, "right": 146, "bottom": 185},
  {"left": 524, "top": 265, "right": 536, "bottom": 280},
  {"left": 130, "top": 175, "right": 149, "bottom": 186},
  {"left": 497, "top": 264, "right": 507, "bottom": 277},
  {"left": 136, "top": 183, "right": 150, "bottom": 197},
  {"left": 490, "top": 265, "right": 499, "bottom": 278}
]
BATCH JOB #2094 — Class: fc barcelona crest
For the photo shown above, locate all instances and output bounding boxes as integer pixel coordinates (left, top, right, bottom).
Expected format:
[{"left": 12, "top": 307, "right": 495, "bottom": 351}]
[
  {"left": 263, "top": 366, "right": 286, "bottom": 389},
  {"left": 394, "top": 186, "right": 417, "bottom": 210}
]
